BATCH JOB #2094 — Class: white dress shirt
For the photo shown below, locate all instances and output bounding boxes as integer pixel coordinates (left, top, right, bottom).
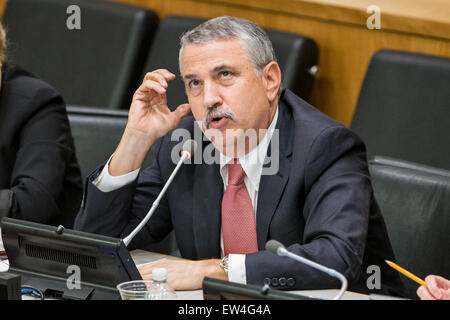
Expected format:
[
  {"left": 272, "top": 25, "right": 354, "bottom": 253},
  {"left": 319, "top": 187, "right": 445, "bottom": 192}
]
[{"left": 93, "top": 107, "right": 279, "bottom": 284}]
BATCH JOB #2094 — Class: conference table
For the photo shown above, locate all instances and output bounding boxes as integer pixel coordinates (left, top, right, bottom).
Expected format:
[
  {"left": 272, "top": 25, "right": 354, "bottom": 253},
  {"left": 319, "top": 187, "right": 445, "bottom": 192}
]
[
  {"left": 1, "top": 242, "right": 395, "bottom": 300},
  {"left": 130, "top": 249, "right": 370, "bottom": 300}
]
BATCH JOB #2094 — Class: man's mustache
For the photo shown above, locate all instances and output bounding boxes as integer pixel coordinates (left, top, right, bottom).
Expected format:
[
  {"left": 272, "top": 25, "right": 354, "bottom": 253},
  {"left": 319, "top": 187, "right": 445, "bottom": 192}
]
[{"left": 203, "top": 105, "right": 236, "bottom": 129}]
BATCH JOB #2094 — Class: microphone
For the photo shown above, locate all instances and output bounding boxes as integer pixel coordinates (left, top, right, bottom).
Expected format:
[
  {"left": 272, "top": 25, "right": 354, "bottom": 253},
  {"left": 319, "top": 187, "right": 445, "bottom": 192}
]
[
  {"left": 123, "top": 139, "right": 198, "bottom": 246},
  {"left": 265, "top": 240, "right": 348, "bottom": 300}
]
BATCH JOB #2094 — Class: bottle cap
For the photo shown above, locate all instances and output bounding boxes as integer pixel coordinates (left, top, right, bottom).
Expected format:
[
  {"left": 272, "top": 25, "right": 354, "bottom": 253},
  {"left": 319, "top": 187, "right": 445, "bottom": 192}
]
[{"left": 152, "top": 268, "right": 167, "bottom": 281}]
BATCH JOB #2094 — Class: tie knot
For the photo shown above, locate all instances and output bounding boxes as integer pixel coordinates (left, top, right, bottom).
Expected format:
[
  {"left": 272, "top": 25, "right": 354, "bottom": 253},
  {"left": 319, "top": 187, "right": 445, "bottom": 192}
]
[{"left": 228, "top": 162, "right": 246, "bottom": 185}]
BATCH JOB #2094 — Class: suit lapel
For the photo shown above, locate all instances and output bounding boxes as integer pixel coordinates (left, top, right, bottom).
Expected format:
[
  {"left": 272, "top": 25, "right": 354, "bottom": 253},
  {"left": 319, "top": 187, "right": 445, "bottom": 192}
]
[
  {"left": 192, "top": 145, "right": 223, "bottom": 259},
  {"left": 256, "top": 98, "right": 293, "bottom": 249}
]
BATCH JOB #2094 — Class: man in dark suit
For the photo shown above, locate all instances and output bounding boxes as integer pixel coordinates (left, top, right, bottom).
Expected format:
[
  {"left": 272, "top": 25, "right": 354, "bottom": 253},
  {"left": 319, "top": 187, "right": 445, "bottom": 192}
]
[
  {"left": 75, "top": 16, "right": 406, "bottom": 296},
  {"left": 0, "top": 24, "right": 83, "bottom": 227}
]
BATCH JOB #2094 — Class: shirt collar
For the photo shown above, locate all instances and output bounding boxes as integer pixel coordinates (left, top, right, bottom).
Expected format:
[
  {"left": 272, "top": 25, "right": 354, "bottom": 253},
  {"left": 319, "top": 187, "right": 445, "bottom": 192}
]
[{"left": 219, "top": 106, "right": 279, "bottom": 189}]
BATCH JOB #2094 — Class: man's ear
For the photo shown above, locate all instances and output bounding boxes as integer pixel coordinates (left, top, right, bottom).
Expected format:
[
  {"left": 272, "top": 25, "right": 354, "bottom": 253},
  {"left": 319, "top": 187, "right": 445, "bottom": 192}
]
[{"left": 262, "top": 62, "right": 282, "bottom": 102}]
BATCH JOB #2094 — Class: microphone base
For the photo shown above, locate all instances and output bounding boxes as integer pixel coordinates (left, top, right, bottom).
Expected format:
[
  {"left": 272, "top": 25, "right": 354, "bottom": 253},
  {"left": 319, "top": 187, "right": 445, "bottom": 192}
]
[{"left": 202, "top": 277, "right": 319, "bottom": 300}]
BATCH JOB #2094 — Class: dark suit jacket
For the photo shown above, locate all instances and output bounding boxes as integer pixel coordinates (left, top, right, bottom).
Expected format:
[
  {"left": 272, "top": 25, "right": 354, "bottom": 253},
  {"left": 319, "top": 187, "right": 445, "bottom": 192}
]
[
  {"left": 0, "top": 64, "right": 83, "bottom": 227},
  {"left": 75, "top": 89, "right": 406, "bottom": 297}
]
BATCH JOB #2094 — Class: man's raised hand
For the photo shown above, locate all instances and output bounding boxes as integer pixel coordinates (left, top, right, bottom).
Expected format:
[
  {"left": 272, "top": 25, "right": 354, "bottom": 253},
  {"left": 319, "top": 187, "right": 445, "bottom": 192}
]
[
  {"left": 109, "top": 70, "right": 190, "bottom": 176},
  {"left": 127, "top": 69, "right": 191, "bottom": 143}
]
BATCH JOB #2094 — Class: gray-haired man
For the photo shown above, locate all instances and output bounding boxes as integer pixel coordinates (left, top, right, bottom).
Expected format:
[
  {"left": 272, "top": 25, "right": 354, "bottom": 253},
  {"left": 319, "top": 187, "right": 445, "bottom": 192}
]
[{"left": 75, "top": 16, "right": 406, "bottom": 297}]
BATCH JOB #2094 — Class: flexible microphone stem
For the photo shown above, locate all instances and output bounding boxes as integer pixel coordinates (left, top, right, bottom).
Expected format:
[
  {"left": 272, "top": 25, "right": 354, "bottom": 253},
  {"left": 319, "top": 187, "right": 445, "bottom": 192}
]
[
  {"left": 277, "top": 247, "right": 348, "bottom": 300},
  {"left": 122, "top": 151, "right": 189, "bottom": 247}
]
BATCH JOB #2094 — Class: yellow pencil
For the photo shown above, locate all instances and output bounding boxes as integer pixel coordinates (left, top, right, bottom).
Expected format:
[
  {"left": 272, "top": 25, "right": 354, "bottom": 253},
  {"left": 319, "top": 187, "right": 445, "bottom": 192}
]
[{"left": 385, "top": 260, "right": 427, "bottom": 287}]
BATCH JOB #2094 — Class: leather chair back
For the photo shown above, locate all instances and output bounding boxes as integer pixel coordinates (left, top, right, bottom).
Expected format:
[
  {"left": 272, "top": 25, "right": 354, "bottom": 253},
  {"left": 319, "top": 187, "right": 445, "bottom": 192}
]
[
  {"left": 266, "top": 28, "right": 318, "bottom": 101},
  {"left": 3, "top": 0, "right": 158, "bottom": 109},
  {"left": 351, "top": 50, "right": 450, "bottom": 170},
  {"left": 369, "top": 156, "right": 450, "bottom": 294}
]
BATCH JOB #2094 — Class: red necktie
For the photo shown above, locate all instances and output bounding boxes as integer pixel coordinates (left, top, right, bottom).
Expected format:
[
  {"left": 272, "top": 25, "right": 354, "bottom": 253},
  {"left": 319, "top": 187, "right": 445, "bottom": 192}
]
[{"left": 221, "top": 161, "right": 258, "bottom": 256}]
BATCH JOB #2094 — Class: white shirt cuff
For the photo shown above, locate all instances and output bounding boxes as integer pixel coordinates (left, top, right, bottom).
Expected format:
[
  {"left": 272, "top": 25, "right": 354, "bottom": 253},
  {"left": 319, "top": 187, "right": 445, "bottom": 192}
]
[
  {"left": 93, "top": 155, "right": 140, "bottom": 192},
  {"left": 227, "top": 254, "right": 247, "bottom": 284}
]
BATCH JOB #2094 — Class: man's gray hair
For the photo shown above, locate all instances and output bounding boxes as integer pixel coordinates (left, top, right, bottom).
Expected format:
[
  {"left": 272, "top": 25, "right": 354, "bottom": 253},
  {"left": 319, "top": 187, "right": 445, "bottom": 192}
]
[{"left": 179, "top": 16, "right": 277, "bottom": 75}]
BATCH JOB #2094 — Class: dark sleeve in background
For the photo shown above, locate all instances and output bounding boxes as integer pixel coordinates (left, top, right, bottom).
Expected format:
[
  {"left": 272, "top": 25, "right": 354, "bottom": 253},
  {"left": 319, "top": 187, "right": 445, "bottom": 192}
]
[{"left": 0, "top": 65, "right": 83, "bottom": 227}]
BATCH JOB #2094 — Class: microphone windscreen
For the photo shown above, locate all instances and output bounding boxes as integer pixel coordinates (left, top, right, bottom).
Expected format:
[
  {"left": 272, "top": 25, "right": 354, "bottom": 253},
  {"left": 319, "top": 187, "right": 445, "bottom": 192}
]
[
  {"left": 265, "top": 240, "right": 284, "bottom": 254},
  {"left": 182, "top": 139, "right": 198, "bottom": 155}
]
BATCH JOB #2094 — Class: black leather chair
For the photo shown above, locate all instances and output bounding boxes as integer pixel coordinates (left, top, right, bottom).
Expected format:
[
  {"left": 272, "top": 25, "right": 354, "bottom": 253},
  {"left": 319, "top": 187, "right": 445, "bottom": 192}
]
[
  {"left": 67, "top": 106, "right": 178, "bottom": 255},
  {"left": 2, "top": 0, "right": 158, "bottom": 109},
  {"left": 265, "top": 28, "right": 318, "bottom": 101},
  {"left": 141, "top": 15, "right": 318, "bottom": 110},
  {"left": 351, "top": 50, "right": 450, "bottom": 170},
  {"left": 369, "top": 156, "right": 450, "bottom": 296}
]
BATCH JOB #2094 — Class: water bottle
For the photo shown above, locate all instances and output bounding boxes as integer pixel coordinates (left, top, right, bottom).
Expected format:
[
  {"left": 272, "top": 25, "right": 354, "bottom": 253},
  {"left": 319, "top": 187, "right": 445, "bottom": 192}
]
[{"left": 147, "top": 268, "right": 177, "bottom": 300}]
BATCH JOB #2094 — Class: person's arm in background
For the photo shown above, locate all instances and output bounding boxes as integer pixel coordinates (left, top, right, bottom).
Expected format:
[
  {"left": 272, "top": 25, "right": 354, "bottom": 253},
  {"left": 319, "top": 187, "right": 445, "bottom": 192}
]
[
  {"left": 0, "top": 84, "right": 81, "bottom": 224},
  {"left": 417, "top": 275, "right": 450, "bottom": 300}
]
